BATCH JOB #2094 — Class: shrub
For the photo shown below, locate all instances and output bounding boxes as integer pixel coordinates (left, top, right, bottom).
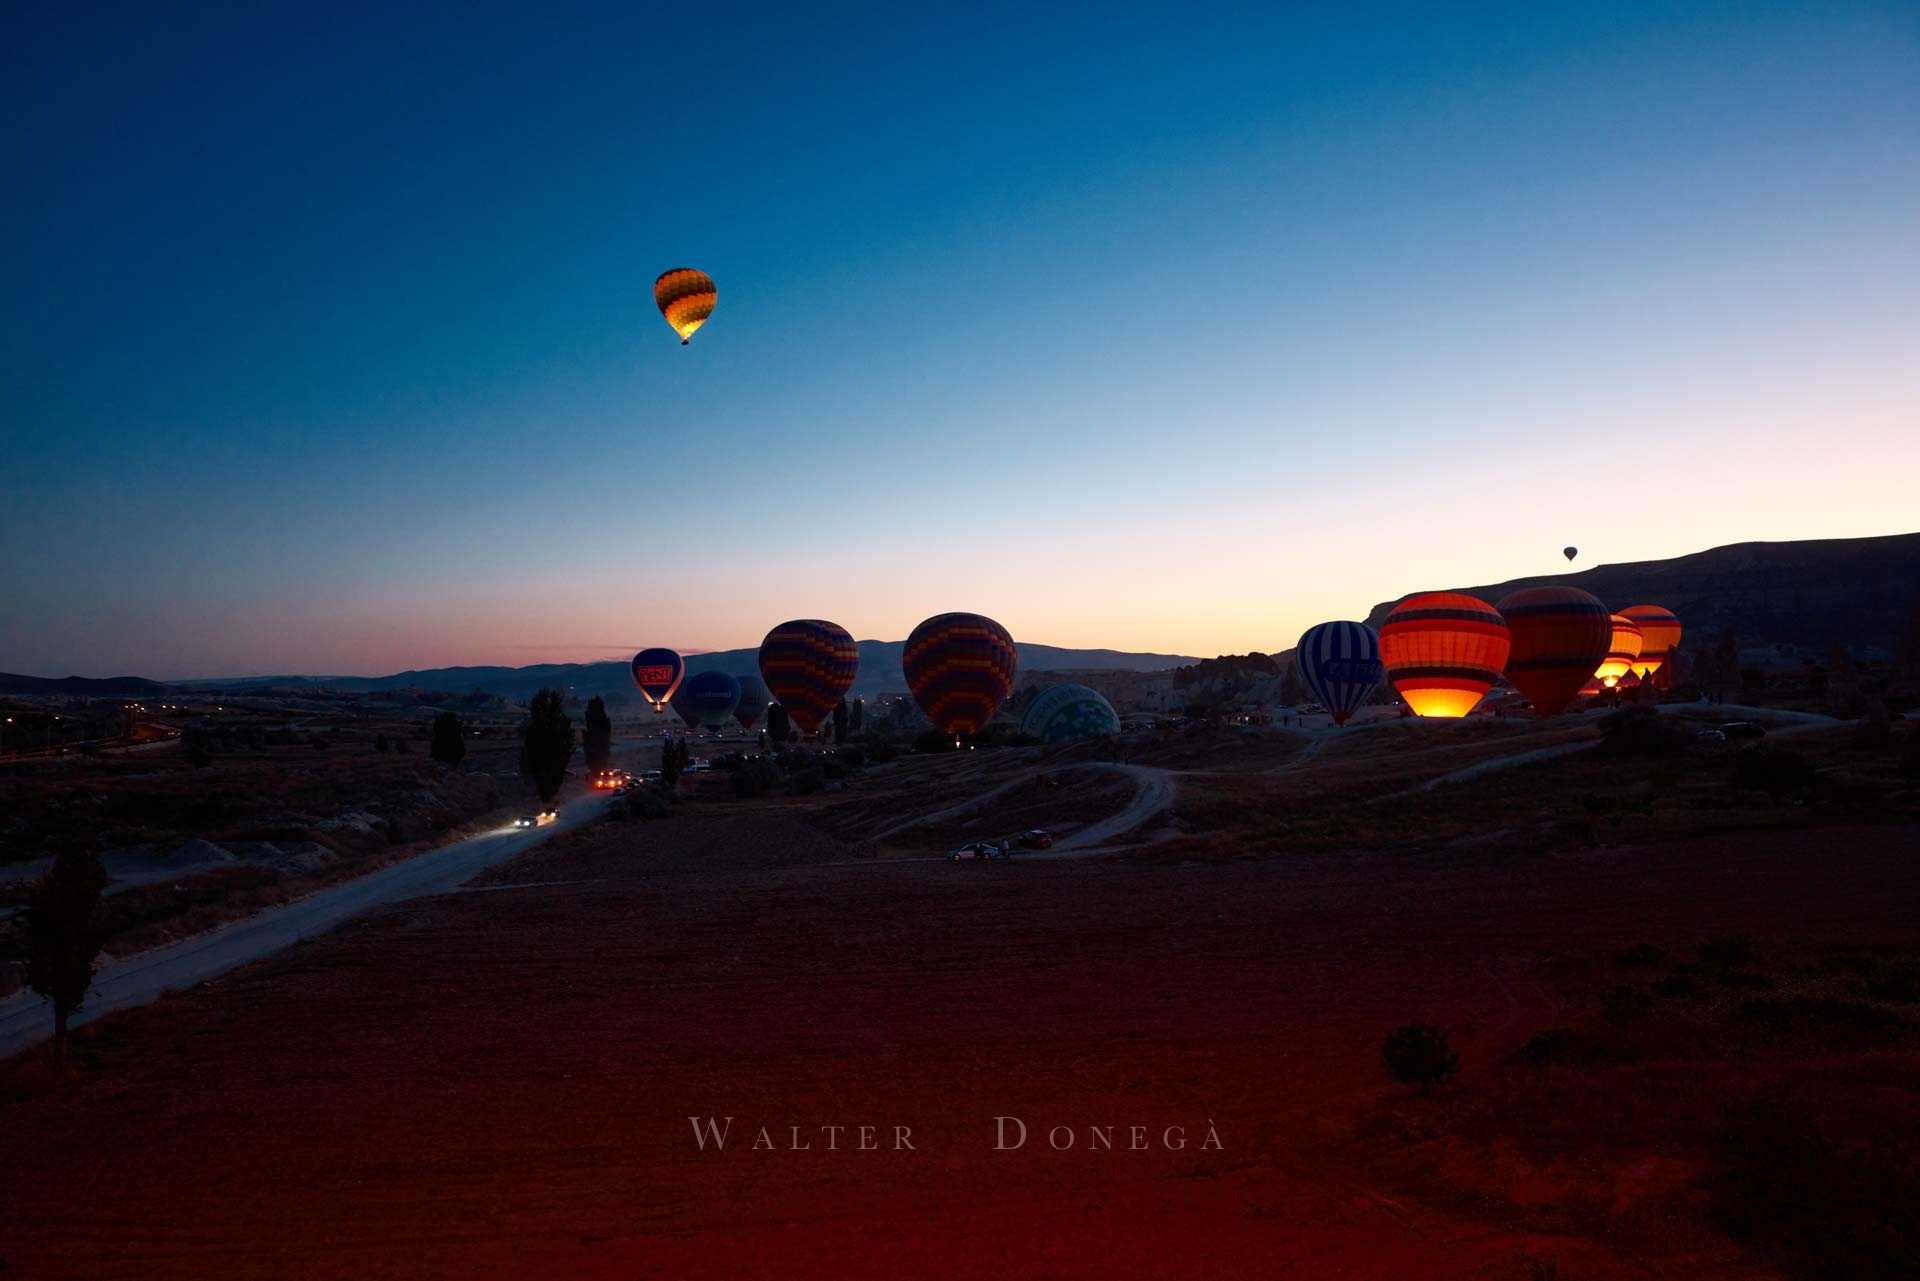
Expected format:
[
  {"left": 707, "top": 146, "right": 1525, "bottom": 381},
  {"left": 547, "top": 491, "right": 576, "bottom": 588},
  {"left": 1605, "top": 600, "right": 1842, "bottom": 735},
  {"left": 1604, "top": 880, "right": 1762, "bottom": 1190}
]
[
  {"left": 914, "top": 730, "right": 962, "bottom": 753},
  {"left": 729, "top": 759, "right": 777, "bottom": 799},
  {"left": 788, "top": 767, "right": 825, "bottom": 795},
  {"left": 1712, "top": 1099, "right": 1919, "bottom": 1279},
  {"left": 1733, "top": 745, "right": 1815, "bottom": 795},
  {"left": 866, "top": 742, "right": 899, "bottom": 764},
  {"left": 383, "top": 816, "right": 404, "bottom": 844},
  {"left": 1852, "top": 702, "right": 1893, "bottom": 750},
  {"left": 1381, "top": 1024, "right": 1457, "bottom": 1092},
  {"left": 626, "top": 786, "right": 672, "bottom": 819},
  {"left": 835, "top": 744, "right": 867, "bottom": 768},
  {"left": 1596, "top": 706, "right": 1693, "bottom": 756}
]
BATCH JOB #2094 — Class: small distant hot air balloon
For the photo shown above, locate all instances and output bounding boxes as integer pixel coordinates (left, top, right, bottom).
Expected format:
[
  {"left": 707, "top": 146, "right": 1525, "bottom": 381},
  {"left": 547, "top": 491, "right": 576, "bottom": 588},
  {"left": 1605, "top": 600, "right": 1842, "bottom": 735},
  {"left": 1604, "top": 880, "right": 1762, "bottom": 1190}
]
[
  {"left": 904, "top": 613, "right": 1019, "bottom": 738},
  {"left": 654, "top": 268, "right": 717, "bottom": 345},
  {"left": 1496, "top": 587, "right": 1612, "bottom": 716},
  {"left": 1379, "top": 593, "right": 1511, "bottom": 718},
  {"left": 732, "top": 673, "right": 771, "bottom": 731},
  {"left": 672, "top": 669, "right": 741, "bottom": 730},
  {"left": 1020, "top": 683, "right": 1120, "bottom": 743},
  {"left": 1619, "top": 605, "right": 1682, "bottom": 679},
  {"left": 1295, "top": 622, "right": 1383, "bottom": 726},
  {"left": 758, "top": 620, "right": 858, "bottom": 735},
  {"left": 631, "top": 647, "right": 685, "bottom": 714},
  {"left": 1563, "top": 546, "right": 1579, "bottom": 563},
  {"left": 1594, "top": 613, "right": 1645, "bottom": 688}
]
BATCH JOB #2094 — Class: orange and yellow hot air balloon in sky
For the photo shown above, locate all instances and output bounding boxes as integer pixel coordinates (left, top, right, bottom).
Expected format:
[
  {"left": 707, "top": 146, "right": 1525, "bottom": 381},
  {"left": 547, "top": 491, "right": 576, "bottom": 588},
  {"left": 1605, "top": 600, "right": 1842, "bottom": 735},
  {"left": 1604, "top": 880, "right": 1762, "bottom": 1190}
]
[
  {"left": 1620, "top": 604, "right": 1682, "bottom": 678},
  {"left": 1594, "top": 613, "right": 1645, "bottom": 687},
  {"left": 1379, "top": 592, "right": 1511, "bottom": 718},
  {"left": 654, "top": 268, "right": 716, "bottom": 345}
]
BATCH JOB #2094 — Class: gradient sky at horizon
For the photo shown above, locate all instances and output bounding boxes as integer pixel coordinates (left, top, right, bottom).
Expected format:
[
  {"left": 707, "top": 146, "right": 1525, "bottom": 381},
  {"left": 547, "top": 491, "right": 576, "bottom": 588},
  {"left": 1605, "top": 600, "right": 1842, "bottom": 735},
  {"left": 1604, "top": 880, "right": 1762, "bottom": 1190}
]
[{"left": 3, "top": 2, "right": 1916, "bottom": 679}]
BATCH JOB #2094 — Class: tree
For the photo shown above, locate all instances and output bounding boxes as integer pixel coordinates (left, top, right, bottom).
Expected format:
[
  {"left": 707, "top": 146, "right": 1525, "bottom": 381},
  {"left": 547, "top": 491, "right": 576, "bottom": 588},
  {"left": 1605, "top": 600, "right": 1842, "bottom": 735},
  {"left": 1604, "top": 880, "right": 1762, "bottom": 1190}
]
[
  {"left": 430, "top": 711, "right": 466, "bottom": 766},
  {"left": 1278, "top": 660, "right": 1306, "bottom": 707},
  {"left": 519, "top": 689, "right": 574, "bottom": 803},
  {"left": 582, "top": 696, "right": 613, "bottom": 772},
  {"left": 850, "top": 698, "right": 865, "bottom": 734},
  {"left": 766, "top": 703, "right": 791, "bottom": 745},
  {"left": 832, "top": 698, "right": 849, "bottom": 744},
  {"left": 661, "top": 736, "right": 689, "bottom": 788},
  {"left": 27, "top": 850, "right": 108, "bottom": 1075}
]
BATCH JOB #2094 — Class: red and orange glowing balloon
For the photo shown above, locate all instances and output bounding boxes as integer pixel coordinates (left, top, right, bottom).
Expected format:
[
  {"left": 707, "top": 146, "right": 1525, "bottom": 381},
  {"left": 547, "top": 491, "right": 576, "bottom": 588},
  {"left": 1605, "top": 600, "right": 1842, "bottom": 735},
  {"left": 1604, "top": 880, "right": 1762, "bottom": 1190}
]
[
  {"left": 1496, "top": 586, "right": 1613, "bottom": 717},
  {"left": 654, "top": 268, "right": 717, "bottom": 345},
  {"left": 1619, "top": 605, "right": 1682, "bottom": 679},
  {"left": 1379, "top": 592, "right": 1511, "bottom": 718},
  {"left": 1594, "top": 613, "right": 1645, "bottom": 688}
]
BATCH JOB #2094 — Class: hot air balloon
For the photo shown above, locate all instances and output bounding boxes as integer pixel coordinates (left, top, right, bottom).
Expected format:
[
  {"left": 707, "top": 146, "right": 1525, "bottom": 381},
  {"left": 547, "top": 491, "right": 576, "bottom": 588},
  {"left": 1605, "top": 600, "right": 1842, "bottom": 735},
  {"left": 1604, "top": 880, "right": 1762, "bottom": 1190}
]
[
  {"left": 654, "top": 268, "right": 717, "bottom": 345},
  {"left": 631, "top": 647, "right": 685, "bottom": 714},
  {"left": 1020, "top": 683, "right": 1120, "bottom": 742},
  {"left": 1563, "top": 546, "right": 1579, "bottom": 563},
  {"left": 758, "top": 620, "right": 858, "bottom": 736},
  {"left": 1379, "top": 593, "right": 1511, "bottom": 718},
  {"left": 672, "top": 669, "right": 741, "bottom": 730},
  {"left": 1594, "top": 613, "right": 1645, "bottom": 688},
  {"left": 904, "top": 613, "right": 1019, "bottom": 738},
  {"left": 1295, "top": 621, "right": 1383, "bottom": 726},
  {"left": 1619, "top": 605, "right": 1682, "bottom": 679},
  {"left": 1495, "top": 586, "right": 1612, "bottom": 716},
  {"left": 732, "top": 673, "right": 771, "bottom": 731}
]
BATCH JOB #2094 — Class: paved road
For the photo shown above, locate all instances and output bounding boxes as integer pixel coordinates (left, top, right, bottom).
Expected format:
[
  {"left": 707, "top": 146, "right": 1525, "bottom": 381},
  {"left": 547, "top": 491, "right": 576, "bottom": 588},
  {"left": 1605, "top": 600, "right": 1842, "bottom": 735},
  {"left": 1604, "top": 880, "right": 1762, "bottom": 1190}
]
[{"left": 0, "top": 792, "right": 613, "bottom": 1060}]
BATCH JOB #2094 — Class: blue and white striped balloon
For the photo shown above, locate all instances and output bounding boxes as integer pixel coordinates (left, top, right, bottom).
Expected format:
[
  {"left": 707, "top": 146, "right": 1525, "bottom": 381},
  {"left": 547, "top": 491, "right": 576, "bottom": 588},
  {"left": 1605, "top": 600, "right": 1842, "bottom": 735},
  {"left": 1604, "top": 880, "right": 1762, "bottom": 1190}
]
[{"left": 1294, "top": 621, "right": 1383, "bottom": 726}]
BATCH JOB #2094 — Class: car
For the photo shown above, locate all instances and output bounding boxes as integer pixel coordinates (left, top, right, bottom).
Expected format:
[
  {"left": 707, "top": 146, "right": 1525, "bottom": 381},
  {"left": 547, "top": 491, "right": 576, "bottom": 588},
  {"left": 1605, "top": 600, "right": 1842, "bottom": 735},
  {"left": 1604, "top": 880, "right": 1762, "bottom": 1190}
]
[
  {"left": 513, "top": 814, "right": 538, "bottom": 829},
  {"left": 1697, "top": 729, "right": 1728, "bottom": 743},
  {"left": 537, "top": 809, "right": 558, "bottom": 826},
  {"left": 1016, "top": 829, "right": 1054, "bottom": 849},
  {"left": 949, "top": 840, "right": 1011, "bottom": 861},
  {"left": 1718, "top": 721, "right": 1767, "bottom": 740}
]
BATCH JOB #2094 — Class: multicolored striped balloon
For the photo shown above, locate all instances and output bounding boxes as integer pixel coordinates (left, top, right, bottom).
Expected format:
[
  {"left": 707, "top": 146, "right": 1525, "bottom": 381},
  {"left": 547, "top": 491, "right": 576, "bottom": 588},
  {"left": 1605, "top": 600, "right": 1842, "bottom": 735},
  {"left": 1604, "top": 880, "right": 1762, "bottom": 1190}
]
[
  {"left": 672, "top": 669, "right": 741, "bottom": 730},
  {"left": 1594, "top": 613, "right": 1645, "bottom": 688},
  {"left": 1379, "top": 592, "right": 1511, "bottom": 718},
  {"left": 1020, "top": 683, "right": 1120, "bottom": 742},
  {"left": 904, "top": 613, "right": 1019, "bottom": 738},
  {"left": 1295, "top": 621, "right": 1383, "bottom": 726},
  {"left": 732, "top": 673, "right": 771, "bottom": 731},
  {"left": 1619, "top": 605, "right": 1682, "bottom": 679},
  {"left": 654, "top": 268, "right": 717, "bottom": 345},
  {"left": 757, "top": 620, "right": 858, "bottom": 735},
  {"left": 1496, "top": 586, "right": 1613, "bottom": 716},
  {"left": 630, "top": 647, "right": 685, "bottom": 714}
]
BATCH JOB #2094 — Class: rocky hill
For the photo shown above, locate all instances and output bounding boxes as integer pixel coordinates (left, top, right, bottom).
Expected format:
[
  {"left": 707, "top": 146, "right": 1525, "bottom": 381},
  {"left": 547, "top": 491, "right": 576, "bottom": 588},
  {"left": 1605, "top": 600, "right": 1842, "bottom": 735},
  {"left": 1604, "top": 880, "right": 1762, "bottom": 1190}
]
[{"left": 1362, "top": 533, "right": 1920, "bottom": 662}]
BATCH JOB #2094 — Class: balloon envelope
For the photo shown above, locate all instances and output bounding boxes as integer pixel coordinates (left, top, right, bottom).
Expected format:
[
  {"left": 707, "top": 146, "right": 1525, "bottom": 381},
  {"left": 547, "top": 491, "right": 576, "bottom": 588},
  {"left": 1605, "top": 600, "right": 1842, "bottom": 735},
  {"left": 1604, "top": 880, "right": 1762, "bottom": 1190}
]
[
  {"left": 1380, "top": 593, "right": 1511, "bottom": 718},
  {"left": 904, "top": 613, "right": 1019, "bottom": 737},
  {"left": 1619, "top": 605, "right": 1682, "bottom": 678},
  {"left": 654, "top": 268, "right": 716, "bottom": 344},
  {"left": 1563, "top": 546, "right": 1578, "bottom": 562},
  {"left": 1595, "top": 614, "right": 1645, "bottom": 687},
  {"left": 758, "top": 620, "right": 858, "bottom": 735},
  {"left": 672, "top": 669, "right": 741, "bottom": 730},
  {"left": 732, "top": 673, "right": 771, "bottom": 730},
  {"left": 1021, "top": 683, "right": 1120, "bottom": 742},
  {"left": 630, "top": 648, "right": 685, "bottom": 714},
  {"left": 1295, "top": 621, "right": 1383, "bottom": 726},
  {"left": 1496, "top": 586, "right": 1612, "bottom": 716}
]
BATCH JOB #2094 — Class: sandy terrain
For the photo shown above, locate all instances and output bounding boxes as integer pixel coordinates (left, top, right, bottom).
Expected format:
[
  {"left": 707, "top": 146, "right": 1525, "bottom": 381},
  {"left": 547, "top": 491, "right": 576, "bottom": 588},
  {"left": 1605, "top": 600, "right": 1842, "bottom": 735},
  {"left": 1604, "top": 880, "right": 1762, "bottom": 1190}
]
[{"left": 2, "top": 718, "right": 1915, "bottom": 1279}]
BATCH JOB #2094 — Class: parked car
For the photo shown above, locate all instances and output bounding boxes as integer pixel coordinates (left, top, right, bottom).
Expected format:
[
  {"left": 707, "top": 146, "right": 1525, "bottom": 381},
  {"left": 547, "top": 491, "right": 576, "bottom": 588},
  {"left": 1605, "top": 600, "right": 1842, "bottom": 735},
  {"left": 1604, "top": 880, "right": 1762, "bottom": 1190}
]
[
  {"left": 949, "top": 840, "right": 1011, "bottom": 861},
  {"left": 1697, "top": 729, "right": 1728, "bottom": 743},
  {"left": 513, "top": 814, "right": 538, "bottom": 829},
  {"left": 1718, "top": 721, "right": 1767, "bottom": 740},
  {"left": 1017, "top": 829, "right": 1054, "bottom": 849}
]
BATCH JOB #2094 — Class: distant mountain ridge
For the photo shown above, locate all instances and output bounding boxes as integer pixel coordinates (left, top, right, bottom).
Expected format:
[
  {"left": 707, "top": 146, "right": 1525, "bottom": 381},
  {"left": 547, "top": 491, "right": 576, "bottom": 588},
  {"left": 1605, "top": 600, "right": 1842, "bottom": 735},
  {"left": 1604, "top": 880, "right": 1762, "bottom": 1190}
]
[
  {"left": 176, "top": 641, "right": 1204, "bottom": 704},
  {"left": 1362, "top": 533, "right": 1920, "bottom": 659},
  {"left": 0, "top": 673, "right": 167, "bottom": 697}
]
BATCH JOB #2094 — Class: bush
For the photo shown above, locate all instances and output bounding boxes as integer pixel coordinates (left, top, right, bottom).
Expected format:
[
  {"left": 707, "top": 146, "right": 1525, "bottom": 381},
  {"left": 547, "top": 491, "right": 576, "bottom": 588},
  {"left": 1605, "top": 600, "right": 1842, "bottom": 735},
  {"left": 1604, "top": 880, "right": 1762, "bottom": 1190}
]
[
  {"left": 1382, "top": 1024, "right": 1457, "bottom": 1092},
  {"left": 625, "top": 786, "right": 672, "bottom": 819},
  {"left": 1712, "top": 1099, "right": 1919, "bottom": 1279},
  {"left": 914, "top": 730, "right": 962, "bottom": 753},
  {"left": 866, "top": 742, "right": 899, "bottom": 764},
  {"left": 788, "top": 767, "right": 825, "bottom": 794},
  {"left": 835, "top": 744, "right": 867, "bottom": 768},
  {"left": 730, "top": 759, "right": 778, "bottom": 799},
  {"left": 1596, "top": 706, "right": 1693, "bottom": 756},
  {"left": 1614, "top": 942, "right": 1669, "bottom": 968},
  {"left": 1852, "top": 703, "right": 1893, "bottom": 750},
  {"left": 1734, "top": 745, "right": 1816, "bottom": 795}
]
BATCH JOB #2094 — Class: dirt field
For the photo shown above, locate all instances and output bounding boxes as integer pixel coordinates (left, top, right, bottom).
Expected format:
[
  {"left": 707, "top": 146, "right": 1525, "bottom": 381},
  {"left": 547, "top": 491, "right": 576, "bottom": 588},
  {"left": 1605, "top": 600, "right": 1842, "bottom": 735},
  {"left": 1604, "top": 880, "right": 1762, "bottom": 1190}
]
[{"left": 3, "top": 719, "right": 1916, "bottom": 1279}]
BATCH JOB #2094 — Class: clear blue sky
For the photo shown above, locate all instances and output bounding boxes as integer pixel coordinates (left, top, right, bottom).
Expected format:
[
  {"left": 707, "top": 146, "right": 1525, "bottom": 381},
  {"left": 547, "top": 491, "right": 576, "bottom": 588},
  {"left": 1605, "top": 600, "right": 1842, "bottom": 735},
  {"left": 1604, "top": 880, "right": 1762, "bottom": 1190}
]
[{"left": 3, "top": 1, "right": 1915, "bottom": 677}]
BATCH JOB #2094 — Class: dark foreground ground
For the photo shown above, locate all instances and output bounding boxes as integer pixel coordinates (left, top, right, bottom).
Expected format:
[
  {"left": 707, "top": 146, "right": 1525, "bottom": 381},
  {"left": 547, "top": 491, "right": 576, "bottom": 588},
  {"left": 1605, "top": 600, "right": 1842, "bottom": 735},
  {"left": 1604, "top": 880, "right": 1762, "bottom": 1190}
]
[{"left": 3, "top": 723, "right": 1917, "bottom": 1279}]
